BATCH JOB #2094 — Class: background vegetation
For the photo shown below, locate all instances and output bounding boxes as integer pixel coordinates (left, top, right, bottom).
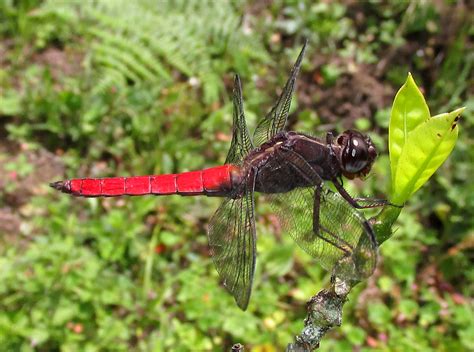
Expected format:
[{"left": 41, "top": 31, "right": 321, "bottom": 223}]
[{"left": 0, "top": 1, "right": 472, "bottom": 351}]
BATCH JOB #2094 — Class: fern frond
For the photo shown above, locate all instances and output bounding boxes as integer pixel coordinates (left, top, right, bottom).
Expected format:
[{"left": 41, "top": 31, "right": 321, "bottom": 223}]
[
  {"left": 38, "top": 0, "right": 268, "bottom": 103},
  {"left": 87, "top": 27, "right": 171, "bottom": 81},
  {"left": 92, "top": 68, "right": 127, "bottom": 95},
  {"left": 93, "top": 49, "right": 142, "bottom": 83}
]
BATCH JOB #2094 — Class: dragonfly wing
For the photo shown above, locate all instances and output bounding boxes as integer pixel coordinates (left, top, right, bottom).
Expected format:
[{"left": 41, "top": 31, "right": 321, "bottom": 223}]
[
  {"left": 268, "top": 187, "right": 377, "bottom": 281},
  {"left": 252, "top": 41, "right": 307, "bottom": 147},
  {"left": 207, "top": 175, "right": 256, "bottom": 310},
  {"left": 225, "top": 75, "right": 254, "bottom": 165}
]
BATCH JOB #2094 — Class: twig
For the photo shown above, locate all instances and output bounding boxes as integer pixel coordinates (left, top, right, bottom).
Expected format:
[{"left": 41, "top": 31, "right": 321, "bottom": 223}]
[
  {"left": 286, "top": 278, "right": 353, "bottom": 351},
  {"left": 231, "top": 343, "right": 244, "bottom": 352}
]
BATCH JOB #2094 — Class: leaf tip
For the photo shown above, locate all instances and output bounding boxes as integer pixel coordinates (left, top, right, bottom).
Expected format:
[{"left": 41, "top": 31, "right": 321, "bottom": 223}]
[{"left": 452, "top": 106, "right": 466, "bottom": 116}]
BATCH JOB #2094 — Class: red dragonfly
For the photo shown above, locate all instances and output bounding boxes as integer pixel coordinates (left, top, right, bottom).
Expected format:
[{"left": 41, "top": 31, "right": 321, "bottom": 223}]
[{"left": 51, "top": 42, "right": 387, "bottom": 310}]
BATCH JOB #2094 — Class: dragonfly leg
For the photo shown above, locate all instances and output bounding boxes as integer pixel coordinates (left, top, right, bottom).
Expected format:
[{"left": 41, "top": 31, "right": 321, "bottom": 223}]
[
  {"left": 353, "top": 196, "right": 402, "bottom": 208},
  {"left": 332, "top": 178, "right": 388, "bottom": 209},
  {"left": 312, "top": 184, "right": 321, "bottom": 235},
  {"left": 326, "top": 132, "right": 336, "bottom": 160},
  {"left": 296, "top": 173, "right": 354, "bottom": 254},
  {"left": 313, "top": 185, "right": 353, "bottom": 256},
  {"left": 276, "top": 148, "right": 353, "bottom": 255},
  {"left": 326, "top": 131, "right": 335, "bottom": 145}
]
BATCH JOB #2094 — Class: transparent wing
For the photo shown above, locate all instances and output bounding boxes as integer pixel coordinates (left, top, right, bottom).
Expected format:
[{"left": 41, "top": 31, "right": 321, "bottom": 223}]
[
  {"left": 268, "top": 187, "right": 377, "bottom": 280},
  {"left": 225, "top": 75, "right": 253, "bottom": 165},
  {"left": 252, "top": 41, "right": 307, "bottom": 147},
  {"left": 207, "top": 176, "right": 256, "bottom": 310}
]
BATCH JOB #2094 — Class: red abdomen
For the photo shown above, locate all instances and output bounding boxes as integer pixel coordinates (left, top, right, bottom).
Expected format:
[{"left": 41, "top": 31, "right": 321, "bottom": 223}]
[{"left": 50, "top": 165, "right": 237, "bottom": 197}]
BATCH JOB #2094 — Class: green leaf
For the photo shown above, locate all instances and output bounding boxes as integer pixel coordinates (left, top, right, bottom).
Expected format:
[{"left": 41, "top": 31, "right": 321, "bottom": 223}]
[
  {"left": 391, "top": 107, "right": 463, "bottom": 204},
  {"left": 398, "top": 299, "right": 419, "bottom": 321},
  {"left": 459, "top": 323, "right": 474, "bottom": 350},
  {"left": 52, "top": 302, "right": 77, "bottom": 326},
  {"left": 30, "top": 328, "right": 50, "bottom": 345},
  {"left": 389, "top": 73, "right": 430, "bottom": 189},
  {"left": 419, "top": 302, "right": 441, "bottom": 327},
  {"left": 0, "top": 90, "right": 22, "bottom": 116},
  {"left": 264, "top": 244, "right": 294, "bottom": 277},
  {"left": 367, "top": 302, "right": 392, "bottom": 329},
  {"left": 343, "top": 325, "right": 366, "bottom": 346}
]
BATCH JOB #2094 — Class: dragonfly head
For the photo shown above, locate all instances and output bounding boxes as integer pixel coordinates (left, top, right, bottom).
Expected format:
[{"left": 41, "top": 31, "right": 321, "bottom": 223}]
[{"left": 336, "top": 130, "right": 377, "bottom": 179}]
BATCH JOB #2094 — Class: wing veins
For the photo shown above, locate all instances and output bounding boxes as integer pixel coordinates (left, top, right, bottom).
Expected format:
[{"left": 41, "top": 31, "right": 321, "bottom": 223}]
[{"left": 253, "top": 41, "right": 307, "bottom": 146}]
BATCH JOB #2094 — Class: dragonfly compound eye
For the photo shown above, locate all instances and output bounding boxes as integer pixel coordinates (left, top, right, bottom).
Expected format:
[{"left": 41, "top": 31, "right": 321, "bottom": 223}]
[{"left": 340, "top": 131, "right": 377, "bottom": 176}]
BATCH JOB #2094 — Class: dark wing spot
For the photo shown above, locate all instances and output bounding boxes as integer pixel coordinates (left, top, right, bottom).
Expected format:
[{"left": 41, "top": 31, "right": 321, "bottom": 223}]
[{"left": 437, "top": 133, "right": 442, "bottom": 138}]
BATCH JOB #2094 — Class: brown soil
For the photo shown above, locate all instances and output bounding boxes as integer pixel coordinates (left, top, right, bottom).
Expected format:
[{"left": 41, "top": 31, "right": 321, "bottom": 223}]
[{"left": 0, "top": 146, "right": 64, "bottom": 235}]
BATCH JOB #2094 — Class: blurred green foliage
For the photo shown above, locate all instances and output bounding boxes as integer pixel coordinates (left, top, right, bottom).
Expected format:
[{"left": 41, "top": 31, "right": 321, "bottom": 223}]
[{"left": 0, "top": 0, "right": 472, "bottom": 351}]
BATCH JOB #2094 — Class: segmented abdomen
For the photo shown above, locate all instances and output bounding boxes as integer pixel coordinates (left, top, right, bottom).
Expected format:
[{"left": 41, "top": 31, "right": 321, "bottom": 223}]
[{"left": 50, "top": 165, "right": 237, "bottom": 197}]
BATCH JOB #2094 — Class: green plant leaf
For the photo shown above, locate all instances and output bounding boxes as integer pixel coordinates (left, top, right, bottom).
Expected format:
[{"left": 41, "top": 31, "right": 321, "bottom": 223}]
[
  {"left": 367, "top": 302, "right": 392, "bottom": 329},
  {"left": 389, "top": 73, "right": 430, "bottom": 188},
  {"left": 391, "top": 107, "right": 464, "bottom": 204}
]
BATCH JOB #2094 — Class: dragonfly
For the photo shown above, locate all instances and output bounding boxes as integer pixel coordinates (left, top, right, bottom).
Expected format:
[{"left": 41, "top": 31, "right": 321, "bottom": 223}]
[{"left": 51, "top": 42, "right": 388, "bottom": 310}]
